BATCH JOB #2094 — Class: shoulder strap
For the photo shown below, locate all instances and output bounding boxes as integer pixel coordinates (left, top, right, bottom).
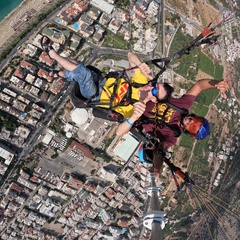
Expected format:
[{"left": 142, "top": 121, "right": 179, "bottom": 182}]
[
  {"left": 164, "top": 122, "right": 182, "bottom": 137},
  {"left": 104, "top": 70, "right": 145, "bottom": 109},
  {"left": 165, "top": 102, "right": 189, "bottom": 115},
  {"left": 131, "top": 82, "right": 147, "bottom": 88}
]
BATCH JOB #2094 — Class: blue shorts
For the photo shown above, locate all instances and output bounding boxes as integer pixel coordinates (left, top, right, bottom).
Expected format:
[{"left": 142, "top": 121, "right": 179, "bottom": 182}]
[{"left": 64, "top": 63, "right": 106, "bottom": 100}]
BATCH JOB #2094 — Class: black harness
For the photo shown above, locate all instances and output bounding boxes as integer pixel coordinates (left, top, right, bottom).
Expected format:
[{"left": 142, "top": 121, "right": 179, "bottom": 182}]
[
  {"left": 88, "top": 70, "right": 145, "bottom": 107},
  {"left": 71, "top": 66, "right": 147, "bottom": 122}
]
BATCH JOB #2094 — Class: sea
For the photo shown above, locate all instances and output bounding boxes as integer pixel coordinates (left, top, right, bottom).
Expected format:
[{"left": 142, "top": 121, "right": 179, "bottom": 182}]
[{"left": 0, "top": 0, "right": 24, "bottom": 23}]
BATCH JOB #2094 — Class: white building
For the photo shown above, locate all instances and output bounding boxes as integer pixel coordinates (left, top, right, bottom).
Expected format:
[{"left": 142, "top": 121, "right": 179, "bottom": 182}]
[
  {"left": 90, "top": 0, "right": 114, "bottom": 14},
  {"left": 0, "top": 146, "right": 14, "bottom": 165}
]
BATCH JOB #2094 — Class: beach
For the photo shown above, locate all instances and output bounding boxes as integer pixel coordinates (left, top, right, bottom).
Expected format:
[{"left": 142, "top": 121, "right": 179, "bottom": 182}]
[{"left": 0, "top": 0, "right": 57, "bottom": 48}]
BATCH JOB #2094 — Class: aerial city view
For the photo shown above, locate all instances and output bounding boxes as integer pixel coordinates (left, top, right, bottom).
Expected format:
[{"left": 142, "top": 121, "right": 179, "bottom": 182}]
[{"left": 0, "top": 0, "right": 239, "bottom": 239}]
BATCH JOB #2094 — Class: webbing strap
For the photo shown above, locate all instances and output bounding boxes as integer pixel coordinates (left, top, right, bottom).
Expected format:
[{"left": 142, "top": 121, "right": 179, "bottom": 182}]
[
  {"left": 85, "top": 70, "right": 144, "bottom": 111},
  {"left": 99, "top": 71, "right": 143, "bottom": 108},
  {"left": 165, "top": 102, "right": 189, "bottom": 115},
  {"left": 109, "top": 71, "right": 125, "bottom": 111}
]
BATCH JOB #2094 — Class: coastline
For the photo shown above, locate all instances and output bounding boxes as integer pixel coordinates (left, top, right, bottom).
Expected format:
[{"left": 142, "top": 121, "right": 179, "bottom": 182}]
[
  {"left": 0, "top": 0, "right": 24, "bottom": 24},
  {"left": 0, "top": 0, "right": 50, "bottom": 48},
  {"left": 0, "top": 0, "right": 33, "bottom": 48}
]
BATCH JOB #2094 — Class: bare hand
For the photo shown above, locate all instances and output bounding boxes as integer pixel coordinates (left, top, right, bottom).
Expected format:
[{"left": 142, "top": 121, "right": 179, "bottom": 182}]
[
  {"left": 139, "top": 85, "right": 157, "bottom": 103},
  {"left": 132, "top": 101, "right": 146, "bottom": 119},
  {"left": 215, "top": 79, "right": 228, "bottom": 99},
  {"left": 138, "top": 63, "right": 153, "bottom": 80},
  {"left": 147, "top": 153, "right": 165, "bottom": 179},
  {"left": 148, "top": 166, "right": 160, "bottom": 179}
]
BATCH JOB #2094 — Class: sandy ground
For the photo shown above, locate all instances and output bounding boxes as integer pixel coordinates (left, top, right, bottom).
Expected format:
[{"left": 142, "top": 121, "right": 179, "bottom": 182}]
[
  {"left": 0, "top": 0, "right": 58, "bottom": 48},
  {"left": 194, "top": 0, "right": 221, "bottom": 27},
  {"left": 195, "top": 69, "right": 213, "bottom": 80},
  {"left": 167, "top": 0, "right": 221, "bottom": 27}
]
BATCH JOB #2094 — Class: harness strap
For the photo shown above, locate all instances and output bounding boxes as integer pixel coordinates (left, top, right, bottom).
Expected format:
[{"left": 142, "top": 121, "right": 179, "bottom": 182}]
[
  {"left": 109, "top": 71, "right": 125, "bottom": 110},
  {"left": 136, "top": 117, "right": 182, "bottom": 138},
  {"left": 165, "top": 102, "right": 189, "bottom": 115},
  {"left": 130, "top": 128, "right": 159, "bottom": 149},
  {"left": 135, "top": 101, "right": 190, "bottom": 138},
  {"left": 87, "top": 70, "right": 145, "bottom": 110},
  {"left": 107, "top": 70, "right": 141, "bottom": 111}
]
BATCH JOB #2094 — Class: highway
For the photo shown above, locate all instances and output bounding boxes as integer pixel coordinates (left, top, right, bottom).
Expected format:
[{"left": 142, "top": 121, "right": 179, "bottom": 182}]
[{"left": 164, "top": 4, "right": 203, "bottom": 32}]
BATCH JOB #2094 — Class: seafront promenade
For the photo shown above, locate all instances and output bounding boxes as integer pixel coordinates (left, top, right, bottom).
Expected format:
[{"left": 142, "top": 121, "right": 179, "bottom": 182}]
[{"left": 0, "top": 0, "right": 60, "bottom": 51}]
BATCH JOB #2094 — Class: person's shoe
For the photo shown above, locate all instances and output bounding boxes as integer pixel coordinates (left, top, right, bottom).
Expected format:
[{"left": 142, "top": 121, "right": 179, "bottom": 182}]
[
  {"left": 49, "top": 70, "right": 64, "bottom": 79},
  {"left": 40, "top": 36, "right": 54, "bottom": 58}
]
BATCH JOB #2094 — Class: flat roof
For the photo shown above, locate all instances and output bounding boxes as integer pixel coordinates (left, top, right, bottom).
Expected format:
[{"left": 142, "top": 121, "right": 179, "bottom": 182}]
[
  {"left": 0, "top": 147, "right": 14, "bottom": 165},
  {"left": 91, "top": 0, "right": 114, "bottom": 14},
  {"left": 115, "top": 134, "right": 139, "bottom": 162}
]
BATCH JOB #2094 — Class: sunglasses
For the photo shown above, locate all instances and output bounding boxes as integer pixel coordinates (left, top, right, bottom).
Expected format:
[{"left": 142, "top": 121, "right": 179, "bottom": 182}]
[
  {"left": 151, "top": 81, "right": 157, "bottom": 97},
  {"left": 183, "top": 116, "right": 204, "bottom": 138}
]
